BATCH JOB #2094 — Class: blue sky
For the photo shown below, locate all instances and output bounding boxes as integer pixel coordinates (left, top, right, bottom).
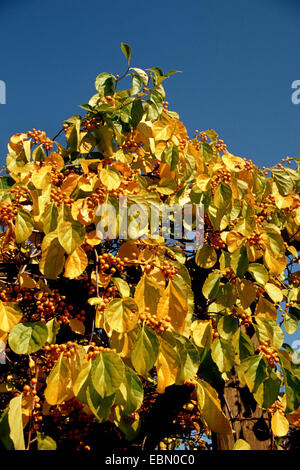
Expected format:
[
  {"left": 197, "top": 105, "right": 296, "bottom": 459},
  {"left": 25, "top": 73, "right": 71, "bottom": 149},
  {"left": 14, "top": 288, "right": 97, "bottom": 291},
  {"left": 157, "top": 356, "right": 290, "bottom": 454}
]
[
  {"left": 0, "top": 0, "right": 300, "bottom": 168},
  {"left": 0, "top": 0, "right": 299, "bottom": 349}
]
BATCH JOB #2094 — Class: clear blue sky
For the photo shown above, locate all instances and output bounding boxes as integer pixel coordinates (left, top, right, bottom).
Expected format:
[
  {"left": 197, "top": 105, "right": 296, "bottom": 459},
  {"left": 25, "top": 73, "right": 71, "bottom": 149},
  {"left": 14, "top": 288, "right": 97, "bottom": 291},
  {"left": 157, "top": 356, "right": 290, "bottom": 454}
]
[
  {"left": 1, "top": 0, "right": 300, "bottom": 168},
  {"left": 0, "top": 0, "right": 299, "bottom": 349}
]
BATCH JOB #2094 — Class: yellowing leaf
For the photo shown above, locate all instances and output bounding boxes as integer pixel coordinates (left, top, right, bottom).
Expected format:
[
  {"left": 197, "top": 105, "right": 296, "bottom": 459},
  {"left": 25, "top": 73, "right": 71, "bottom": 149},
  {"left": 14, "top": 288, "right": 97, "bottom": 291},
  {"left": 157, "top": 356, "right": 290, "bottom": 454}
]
[
  {"left": 64, "top": 247, "right": 88, "bottom": 279},
  {"left": 195, "top": 245, "right": 217, "bottom": 269},
  {"left": 134, "top": 274, "right": 163, "bottom": 315},
  {"left": 271, "top": 410, "right": 289, "bottom": 437},
  {"left": 191, "top": 320, "right": 212, "bottom": 348},
  {"left": 104, "top": 298, "right": 139, "bottom": 333},
  {"left": 232, "top": 439, "right": 251, "bottom": 450},
  {"left": 45, "top": 152, "right": 64, "bottom": 170},
  {"left": 157, "top": 281, "right": 188, "bottom": 333},
  {"left": 265, "top": 283, "right": 283, "bottom": 304},
  {"left": 100, "top": 167, "right": 121, "bottom": 190},
  {"left": 69, "top": 319, "right": 85, "bottom": 335},
  {"left": 0, "top": 301, "right": 23, "bottom": 333},
  {"left": 196, "top": 379, "right": 232, "bottom": 434},
  {"left": 18, "top": 273, "right": 38, "bottom": 289},
  {"left": 264, "top": 247, "right": 286, "bottom": 276},
  {"left": 39, "top": 233, "right": 65, "bottom": 279},
  {"left": 255, "top": 295, "right": 278, "bottom": 321}
]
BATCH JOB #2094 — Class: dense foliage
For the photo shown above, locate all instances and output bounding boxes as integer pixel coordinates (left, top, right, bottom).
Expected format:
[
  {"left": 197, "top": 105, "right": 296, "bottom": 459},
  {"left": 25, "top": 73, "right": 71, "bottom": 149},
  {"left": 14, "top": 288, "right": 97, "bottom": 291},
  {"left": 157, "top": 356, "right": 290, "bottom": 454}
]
[{"left": 0, "top": 44, "right": 300, "bottom": 451}]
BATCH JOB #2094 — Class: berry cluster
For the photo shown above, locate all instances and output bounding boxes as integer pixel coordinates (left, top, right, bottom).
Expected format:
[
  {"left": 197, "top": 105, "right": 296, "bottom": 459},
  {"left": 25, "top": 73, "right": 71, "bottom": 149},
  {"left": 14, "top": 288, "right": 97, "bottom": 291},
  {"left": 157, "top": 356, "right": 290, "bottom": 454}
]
[
  {"left": 215, "top": 139, "right": 227, "bottom": 153},
  {"left": 0, "top": 203, "right": 18, "bottom": 225},
  {"left": 91, "top": 187, "right": 106, "bottom": 205},
  {"left": 178, "top": 137, "right": 187, "bottom": 152},
  {"left": 99, "top": 252, "right": 124, "bottom": 275},
  {"left": 267, "top": 400, "right": 285, "bottom": 416},
  {"left": 139, "top": 307, "right": 171, "bottom": 334},
  {"left": 210, "top": 318, "right": 220, "bottom": 340},
  {"left": 50, "top": 187, "right": 74, "bottom": 207},
  {"left": 10, "top": 186, "right": 30, "bottom": 204},
  {"left": 50, "top": 167, "right": 64, "bottom": 186},
  {"left": 246, "top": 230, "right": 264, "bottom": 248},
  {"left": 82, "top": 117, "right": 99, "bottom": 131},
  {"left": 42, "top": 342, "right": 77, "bottom": 372},
  {"left": 23, "top": 378, "right": 43, "bottom": 427},
  {"left": 256, "top": 340, "right": 279, "bottom": 368},
  {"left": 49, "top": 397, "right": 93, "bottom": 451},
  {"left": 234, "top": 308, "right": 252, "bottom": 328},
  {"left": 86, "top": 343, "right": 112, "bottom": 361},
  {"left": 27, "top": 129, "right": 54, "bottom": 151}
]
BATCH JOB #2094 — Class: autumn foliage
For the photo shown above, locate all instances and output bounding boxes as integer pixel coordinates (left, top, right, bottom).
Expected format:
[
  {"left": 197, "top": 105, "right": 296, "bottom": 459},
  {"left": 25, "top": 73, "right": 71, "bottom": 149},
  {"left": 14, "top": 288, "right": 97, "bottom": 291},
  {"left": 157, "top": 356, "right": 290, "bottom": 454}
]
[{"left": 0, "top": 44, "right": 300, "bottom": 451}]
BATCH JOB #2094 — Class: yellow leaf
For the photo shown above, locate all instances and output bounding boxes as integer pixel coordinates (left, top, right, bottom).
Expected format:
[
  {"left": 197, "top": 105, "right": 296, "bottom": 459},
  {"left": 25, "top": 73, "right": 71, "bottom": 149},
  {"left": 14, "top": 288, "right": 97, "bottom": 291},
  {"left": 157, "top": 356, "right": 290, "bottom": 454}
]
[
  {"left": 31, "top": 164, "right": 52, "bottom": 190},
  {"left": 232, "top": 439, "right": 251, "bottom": 450},
  {"left": 222, "top": 152, "right": 245, "bottom": 172},
  {"left": 264, "top": 247, "right": 286, "bottom": 276},
  {"left": 85, "top": 230, "right": 102, "bottom": 246},
  {"left": 69, "top": 319, "right": 85, "bottom": 335},
  {"left": 0, "top": 301, "right": 23, "bottom": 333},
  {"left": 64, "top": 247, "right": 88, "bottom": 279},
  {"left": 191, "top": 320, "right": 212, "bottom": 348},
  {"left": 100, "top": 167, "right": 121, "bottom": 191},
  {"left": 60, "top": 173, "right": 80, "bottom": 196},
  {"left": 236, "top": 279, "right": 257, "bottom": 309},
  {"left": 18, "top": 273, "right": 38, "bottom": 289},
  {"left": 45, "top": 152, "right": 65, "bottom": 170},
  {"left": 271, "top": 410, "right": 289, "bottom": 437},
  {"left": 157, "top": 281, "right": 188, "bottom": 333},
  {"left": 255, "top": 295, "right": 278, "bottom": 321},
  {"left": 287, "top": 406, "right": 300, "bottom": 428},
  {"left": 196, "top": 379, "right": 232, "bottom": 434},
  {"left": 226, "top": 231, "right": 244, "bottom": 253},
  {"left": 134, "top": 274, "right": 164, "bottom": 315}
]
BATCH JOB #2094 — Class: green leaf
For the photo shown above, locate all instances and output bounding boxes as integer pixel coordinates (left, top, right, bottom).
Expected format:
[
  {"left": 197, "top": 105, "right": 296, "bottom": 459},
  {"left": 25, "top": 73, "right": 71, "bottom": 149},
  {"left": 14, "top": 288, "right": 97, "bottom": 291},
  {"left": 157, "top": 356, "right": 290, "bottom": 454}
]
[
  {"left": 0, "top": 176, "right": 14, "bottom": 189},
  {"left": 37, "top": 432, "right": 57, "bottom": 450},
  {"left": 162, "top": 145, "right": 179, "bottom": 171},
  {"left": 121, "top": 42, "right": 132, "bottom": 64},
  {"left": 8, "top": 322, "right": 48, "bottom": 355},
  {"left": 239, "top": 355, "right": 267, "bottom": 393},
  {"left": 284, "top": 311, "right": 299, "bottom": 335},
  {"left": 217, "top": 316, "right": 239, "bottom": 340},
  {"left": 41, "top": 203, "right": 58, "bottom": 234},
  {"left": 91, "top": 350, "right": 124, "bottom": 398},
  {"left": 211, "top": 337, "right": 235, "bottom": 373},
  {"left": 95, "top": 73, "right": 115, "bottom": 96},
  {"left": 86, "top": 386, "right": 115, "bottom": 423},
  {"left": 15, "top": 208, "right": 34, "bottom": 243},
  {"left": 232, "top": 328, "right": 255, "bottom": 364},
  {"left": 213, "top": 182, "right": 232, "bottom": 210},
  {"left": 248, "top": 263, "right": 269, "bottom": 285},
  {"left": 231, "top": 246, "right": 249, "bottom": 278},
  {"left": 104, "top": 297, "right": 139, "bottom": 334},
  {"left": 130, "top": 100, "right": 144, "bottom": 128},
  {"left": 253, "top": 372, "right": 281, "bottom": 409},
  {"left": 255, "top": 318, "right": 284, "bottom": 349},
  {"left": 272, "top": 168, "right": 296, "bottom": 195},
  {"left": 46, "top": 318, "right": 60, "bottom": 344},
  {"left": 202, "top": 272, "right": 220, "bottom": 300},
  {"left": 122, "top": 366, "right": 144, "bottom": 415},
  {"left": 58, "top": 220, "right": 85, "bottom": 255},
  {"left": 282, "top": 368, "right": 300, "bottom": 413},
  {"left": 0, "top": 395, "right": 25, "bottom": 450},
  {"left": 131, "top": 325, "right": 159, "bottom": 377}
]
